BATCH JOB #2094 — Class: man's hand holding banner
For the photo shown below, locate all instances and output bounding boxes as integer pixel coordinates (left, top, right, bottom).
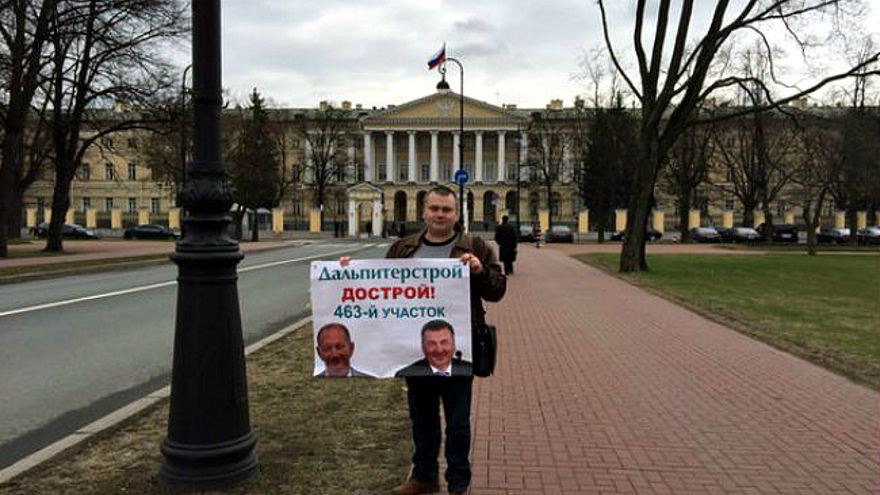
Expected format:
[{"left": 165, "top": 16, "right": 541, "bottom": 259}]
[{"left": 310, "top": 259, "right": 472, "bottom": 378}]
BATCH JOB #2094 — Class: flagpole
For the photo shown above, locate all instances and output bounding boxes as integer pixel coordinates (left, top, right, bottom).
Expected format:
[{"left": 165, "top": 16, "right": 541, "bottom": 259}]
[{"left": 444, "top": 56, "right": 465, "bottom": 230}]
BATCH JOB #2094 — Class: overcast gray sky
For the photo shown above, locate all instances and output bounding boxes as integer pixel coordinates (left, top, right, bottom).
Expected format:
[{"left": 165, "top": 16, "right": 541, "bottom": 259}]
[{"left": 213, "top": 1, "right": 880, "bottom": 109}]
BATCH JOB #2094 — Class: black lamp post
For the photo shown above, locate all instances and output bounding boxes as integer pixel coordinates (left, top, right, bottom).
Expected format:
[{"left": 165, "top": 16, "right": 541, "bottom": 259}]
[
  {"left": 159, "top": 0, "right": 258, "bottom": 489},
  {"left": 439, "top": 57, "right": 465, "bottom": 228}
]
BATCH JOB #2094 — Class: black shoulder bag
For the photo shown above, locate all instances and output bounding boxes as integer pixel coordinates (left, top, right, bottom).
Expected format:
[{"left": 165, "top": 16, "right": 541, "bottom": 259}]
[{"left": 472, "top": 322, "right": 497, "bottom": 377}]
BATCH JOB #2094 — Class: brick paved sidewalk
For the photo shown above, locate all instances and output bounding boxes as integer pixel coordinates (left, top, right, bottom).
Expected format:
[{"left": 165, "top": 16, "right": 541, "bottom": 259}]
[{"left": 471, "top": 245, "right": 879, "bottom": 495}]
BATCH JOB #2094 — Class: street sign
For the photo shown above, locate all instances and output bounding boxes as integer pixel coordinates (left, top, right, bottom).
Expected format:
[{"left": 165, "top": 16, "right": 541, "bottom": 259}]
[{"left": 454, "top": 168, "right": 469, "bottom": 185}]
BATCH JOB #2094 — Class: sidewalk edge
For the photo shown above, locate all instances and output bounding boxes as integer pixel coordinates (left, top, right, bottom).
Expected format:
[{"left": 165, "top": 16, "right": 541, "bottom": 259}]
[{"left": 0, "top": 316, "right": 313, "bottom": 485}]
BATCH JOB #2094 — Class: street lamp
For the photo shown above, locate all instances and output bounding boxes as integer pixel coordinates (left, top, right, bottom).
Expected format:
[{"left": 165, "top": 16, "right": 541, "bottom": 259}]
[
  {"left": 439, "top": 57, "right": 465, "bottom": 229},
  {"left": 159, "top": 0, "right": 259, "bottom": 489},
  {"left": 179, "top": 64, "right": 192, "bottom": 191}
]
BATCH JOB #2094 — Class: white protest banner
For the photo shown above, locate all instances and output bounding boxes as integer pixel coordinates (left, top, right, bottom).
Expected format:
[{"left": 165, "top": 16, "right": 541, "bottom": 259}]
[{"left": 310, "top": 259, "right": 471, "bottom": 378}]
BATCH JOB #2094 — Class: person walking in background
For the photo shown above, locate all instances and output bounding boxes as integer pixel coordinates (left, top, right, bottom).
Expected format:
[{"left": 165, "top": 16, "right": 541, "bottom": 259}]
[{"left": 494, "top": 215, "right": 517, "bottom": 275}]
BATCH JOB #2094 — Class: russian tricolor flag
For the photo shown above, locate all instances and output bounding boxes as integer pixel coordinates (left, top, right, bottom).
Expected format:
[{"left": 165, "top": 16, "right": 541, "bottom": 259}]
[{"left": 427, "top": 43, "right": 446, "bottom": 70}]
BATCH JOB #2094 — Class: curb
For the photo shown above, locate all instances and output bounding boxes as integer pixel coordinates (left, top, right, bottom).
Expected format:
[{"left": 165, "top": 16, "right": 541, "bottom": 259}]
[{"left": 0, "top": 316, "right": 313, "bottom": 485}]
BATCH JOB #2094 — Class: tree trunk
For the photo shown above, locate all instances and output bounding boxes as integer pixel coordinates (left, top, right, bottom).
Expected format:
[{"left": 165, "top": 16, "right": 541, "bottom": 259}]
[
  {"left": 742, "top": 208, "right": 754, "bottom": 229},
  {"left": 678, "top": 198, "right": 691, "bottom": 242},
  {"left": 8, "top": 189, "right": 24, "bottom": 240},
  {"left": 803, "top": 209, "right": 817, "bottom": 255},
  {"left": 45, "top": 181, "right": 72, "bottom": 252},
  {"left": 250, "top": 211, "right": 259, "bottom": 242},
  {"left": 0, "top": 129, "right": 24, "bottom": 257},
  {"left": 620, "top": 136, "right": 657, "bottom": 273}
]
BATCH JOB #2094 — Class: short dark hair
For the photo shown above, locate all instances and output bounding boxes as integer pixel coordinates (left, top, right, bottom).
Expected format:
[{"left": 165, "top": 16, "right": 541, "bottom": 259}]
[
  {"left": 420, "top": 319, "right": 454, "bottom": 340},
  {"left": 426, "top": 185, "right": 457, "bottom": 204},
  {"left": 502, "top": 215, "right": 509, "bottom": 223},
  {"left": 317, "top": 322, "right": 351, "bottom": 345}
]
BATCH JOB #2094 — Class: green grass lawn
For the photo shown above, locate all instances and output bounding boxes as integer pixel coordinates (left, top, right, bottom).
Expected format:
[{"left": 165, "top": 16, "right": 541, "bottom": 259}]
[{"left": 578, "top": 253, "right": 880, "bottom": 389}]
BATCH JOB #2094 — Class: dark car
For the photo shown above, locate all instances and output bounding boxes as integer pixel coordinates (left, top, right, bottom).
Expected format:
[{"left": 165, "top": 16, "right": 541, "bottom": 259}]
[
  {"left": 518, "top": 224, "right": 536, "bottom": 242},
  {"left": 33, "top": 222, "right": 99, "bottom": 239},
  {"left": 756, "top": 223, "right": 798, "bottom": 243},
  {"left": 816, "top": 227, "right": 851, "bottom": 244},
  {"left": 857, "top": 227, "right": 880, "bottom": 245},
  {"left": 546, "top": 225, "right": 574, "bottom": 243},
  {"left": 610, "top": 227, "right": 662, "bottom": 242},
  {"left": 689, "top": 227, "right": 721, "bottom": 243},
  {"left": 124, "top": 224, "right": 180, "bottom": 240}
]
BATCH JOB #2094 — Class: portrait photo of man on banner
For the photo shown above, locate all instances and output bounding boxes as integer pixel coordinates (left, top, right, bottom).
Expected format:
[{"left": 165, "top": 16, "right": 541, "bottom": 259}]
[{"left": 310, "top": 258, "right": 472, "bottom": 378}]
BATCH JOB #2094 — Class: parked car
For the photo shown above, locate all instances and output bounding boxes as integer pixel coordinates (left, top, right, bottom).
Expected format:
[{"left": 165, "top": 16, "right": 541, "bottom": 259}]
[
  {"left": 32, "top": 222, "right": 99, "bottom": 239},
  {"left": 689, "top": 227, "right": 721, "bottom": 243},
  {"left": 816, "top": 227, "right": 851, "bottom": 244},
  {"left": 546, "top": 225, "right": 574, "bottom": 243},
  {"left": 123, "top": 224, "right": 181, "bottom": 240},
  {"left": 756, "top": 223, "right": 798, "bottom": 243},
  {"left": 518, "top": 224, "right": 536, "bottom": 242},
  {"left": 714, "top": 226, "right": 734, "bottom": 242},
  {"left": 610, "top": 227, "right": 662, "bottom": 242},
  {"left": 728, "top": 227, "right": 760, "bottom": 243},
  {"left": 857, "top": 227, "right": 880, "bottom": 245}
]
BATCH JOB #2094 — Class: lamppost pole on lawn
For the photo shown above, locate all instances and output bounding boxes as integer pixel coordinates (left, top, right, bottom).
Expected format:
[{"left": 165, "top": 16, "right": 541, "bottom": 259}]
[{"left": 159, "top": 0, "right": 259, "bottom": 489}]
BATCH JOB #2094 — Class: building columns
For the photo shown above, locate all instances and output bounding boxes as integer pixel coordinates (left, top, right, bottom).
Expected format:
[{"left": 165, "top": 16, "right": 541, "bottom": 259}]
[
  {"left": 408, "top": 131, "right": 417, "bottom": 183},
  {"left": 430, "top": 131, "right": 439, "bottom": 182},
  {"left": 363, "top": 132, "right": 372, "bottom": 182},
  {"left": 475, "top": 131, "right": 483, "bottom": 183},
  {"left": 497, "top": 130, "right": 506, "bottom": 183},
  {"left": 385, "top": 131, "right": 394, "bottom": 183}
]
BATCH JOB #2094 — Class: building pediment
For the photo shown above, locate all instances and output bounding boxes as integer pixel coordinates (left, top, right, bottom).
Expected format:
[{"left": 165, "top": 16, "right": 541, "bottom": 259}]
[{"left": 362, "top": 91, "right": 527, "bottom": 130}]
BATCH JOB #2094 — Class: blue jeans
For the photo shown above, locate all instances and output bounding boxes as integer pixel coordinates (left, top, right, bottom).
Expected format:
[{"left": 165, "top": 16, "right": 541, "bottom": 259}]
[{"left": 405, "top": 376, "right": 473, "bottom": 492}]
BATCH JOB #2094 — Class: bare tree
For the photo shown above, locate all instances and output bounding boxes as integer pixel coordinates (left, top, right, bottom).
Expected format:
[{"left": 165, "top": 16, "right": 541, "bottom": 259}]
[
  {"left": 524, "top": 110, "right": 574, "bottom": 232},
  {"left": 790, "top": 116, "right": 841, "bottom": 254},
  {"left": 0, "top": 0, "right": 57, "bottom": 256},
  {"left": 662, "top": 120, "right": 712, "bottom": 240},
  {"left": 597, "top": 0, "right": 880, "bottom": 272},
  {"left": 42, "top": 0, "right": 187, "bottom": 252},
  {"left": 295, "top": 104, "right": 353, "bottom": 224}
]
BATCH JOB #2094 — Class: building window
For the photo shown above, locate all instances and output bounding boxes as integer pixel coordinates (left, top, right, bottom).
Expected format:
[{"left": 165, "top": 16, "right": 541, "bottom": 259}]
[
  {"left": 82, "top": 197, "right": 91, "bottom": 212},
  {"left": 79, "top": 163, "right": 90, "bottom": 181},
  {"left": 420, "top": 163, "right": 430, "bottom": 182},
  {"left": 378, "top": 166, "right": 386, "bottom": 182},
  {"left": 128, "top": 163, "right": 137, "bottom": 180},
  {"left": 725, "top": 199, "right": 735, "bottom": 210},
  {"left": 128, "top": 197, "right": 137, "bottom": 212},
  {"left": 151, "top": 198, "right": 160, "bottom": 214},
  {"left": 105, "top": 163, "right": 115, "bottom": 180},
  {"left": 105, "top": 197, "right": 114, "bottom": 211},
  {"left": 102, "top": 137, "right": 114, "bottom": 148},
  {"left": 127, "top": 137, "right": 138, "bottom": 148},
  {"left": 442, "top": 162, "right": 451, "bottom": 182},
  {"left": 776, "top": 201, "right": 786, "bottom": 217},
  {"left": 485, "top": 161, "right": 496, "bottom": 183},
  {"left": 398, "top": 165, "right": 407, "bottom": 182}
]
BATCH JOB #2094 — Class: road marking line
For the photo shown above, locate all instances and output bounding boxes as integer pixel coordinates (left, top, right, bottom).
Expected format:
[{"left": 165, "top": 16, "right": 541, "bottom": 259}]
[
  {"left": 0, "top": 316, "right": 313, "bottom": 485},
  {"left": 0, "top": 244, "right": 375, "bottom": 318}
]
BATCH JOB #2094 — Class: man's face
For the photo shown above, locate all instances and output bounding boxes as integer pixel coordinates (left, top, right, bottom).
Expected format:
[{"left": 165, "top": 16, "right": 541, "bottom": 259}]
[
  {"left": 422, "top": 327, "right": 455, "bottom": 370},
  {"left": 317, "top": 326, "right": 355, "bottom": 377},
  {"left": 422, "top": 192, "right": 458, "bottom": 239}
]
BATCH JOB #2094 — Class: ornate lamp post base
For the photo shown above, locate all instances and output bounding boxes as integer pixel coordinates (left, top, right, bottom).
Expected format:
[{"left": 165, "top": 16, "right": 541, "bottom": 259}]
[{"left": 159, "top": 433, "right": 258, "bottom": 489}]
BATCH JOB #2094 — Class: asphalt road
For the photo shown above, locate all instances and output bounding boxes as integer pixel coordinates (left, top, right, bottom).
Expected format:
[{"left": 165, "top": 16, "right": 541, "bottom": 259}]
[{"left": 0, "top": 240, "right": 391, "bottom": 469}]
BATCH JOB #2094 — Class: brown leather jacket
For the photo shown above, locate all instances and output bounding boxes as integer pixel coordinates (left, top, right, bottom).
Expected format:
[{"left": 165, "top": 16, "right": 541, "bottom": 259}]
[{"left": 386, "top": 225, "right": 506, "bottom": 325}]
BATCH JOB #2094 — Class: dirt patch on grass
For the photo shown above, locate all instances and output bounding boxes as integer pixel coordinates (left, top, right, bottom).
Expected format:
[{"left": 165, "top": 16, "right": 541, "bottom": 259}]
[{"left": 0, "top": 326, "right": 411, "bottom": 494}]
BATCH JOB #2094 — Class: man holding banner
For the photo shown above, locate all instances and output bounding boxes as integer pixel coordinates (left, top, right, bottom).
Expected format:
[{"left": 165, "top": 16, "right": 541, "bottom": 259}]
[{"left": 387, "top": 186, "right": 506, "bottom": 495}]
